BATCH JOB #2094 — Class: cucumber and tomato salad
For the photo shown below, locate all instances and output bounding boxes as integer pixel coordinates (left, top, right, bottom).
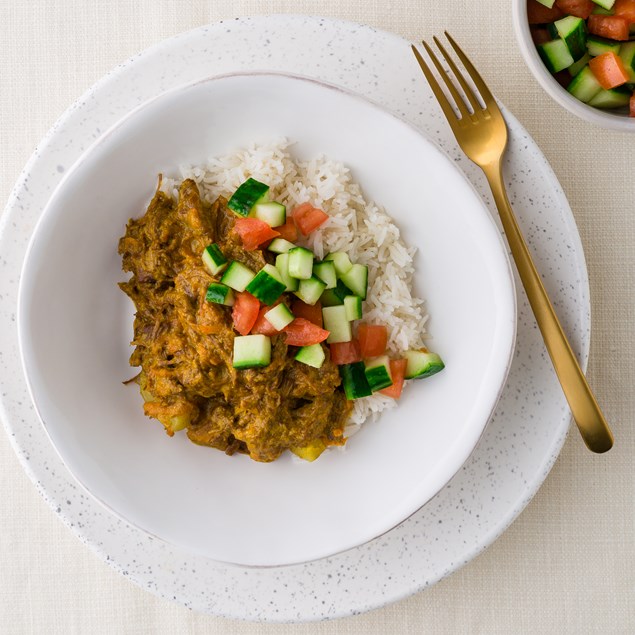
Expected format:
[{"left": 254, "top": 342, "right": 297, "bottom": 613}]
[
  {"left": 528, "top": 0, "right": 635, "bottom": 116},
  {"left": 203, "top": 178, "right": 445, "bottom": 399}
]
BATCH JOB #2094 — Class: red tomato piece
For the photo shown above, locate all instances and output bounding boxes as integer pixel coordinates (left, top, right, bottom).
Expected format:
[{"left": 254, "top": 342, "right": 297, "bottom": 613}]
[
  {"left": 291, "top": 299, "right": 323, "bottom": 328},
  {"left": 555, "top": 0, "right": 594, "bottom": 19},
  {"left": 283, "top": 318, "right": 330, "bottom": 346},
  {"left": 589, "top": 52, "right": 630, "bottom": 88},
  {"left": 250, "top": 305, "right": 280, "bottom": 336},
  {"left": 231, "top": 291, "right": 260, "bottom": 336},
  {"left": 274, "top": 216, "right": 298, "bottom": 242},
  {"left": 357, "top": 324, "right": 388, "bottom": 358},
  {"left": 329, "top": 340, "right": 362, "bottom": 365},
  {"left": 234, "top": 218, "right": 280, "bottom": 251},
  {"left": 292, "top": 203, "right": 330, "bottom": 236},
  {"left": 527, "top": 0, "right": 564, "bottom": 23},
  {"left": 587, "top": 14, "right": 630, "bottom": 41},
  {"left": 615, "top": 0, "right": 635, "bottom": 23},
  {"left": 630, "top": 92, "right": 635, "bottom": 117},
  {"left": 379, "top": 359, "right": 408, "bottom": 399}
]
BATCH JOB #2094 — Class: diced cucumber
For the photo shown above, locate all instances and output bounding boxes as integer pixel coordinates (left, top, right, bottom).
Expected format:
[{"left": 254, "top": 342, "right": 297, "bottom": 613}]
[
  {"left": 313, "top": 261, "right": 337, "bottom": 289},
  {"left": 538, "top": 39, "right": 575, "bottom": 73},
  {"left": 268, "top": 238, "right": 296, "bottom": 254},
  {"left": 567, "top": 65, "right": 603, "bottom": 103},
  {"left": 535, "top": 0, "right": 555, "bottom": 6},
  {"left": 264, "top": 303, "right": 294, "bottom": 330},
  {"left": 295, "top": 276, "right": 327, "bottom": 306},
  {"left": 568, "top": 52, "right": 591, "bottom": 77},
  {"left": 320, "top": 279, "right": 351, "bottom": 306},
  {"left": 343, "top": 295, "right": 363, "bottom": 321},
  {"left": 587, "top": 86, "right": 632, "bottom": 108},
  {"left": 245, "top": 264, "right": 286, "bottom": 305},
  {"left": 404, "top": 349, "right": 445, "bottom": 379},
  {"left": 275, "top": 253, "right": 299, "bottom": 292},
  {"left": 548, "top": 16, "right": 587, "bottom": 61},
  {"left": 253, "top": 201, "right": 286, "bottom": 227},
  {"left": 339, "top": 362, "right": 372, "bottom": 400},
  {"left": 364, "top": 355, "right": 393, "bottom": 392},
  {"left": 340, "top": 264, "right": 368, "bottom": 300},
  {"left": 591, "top": 0, "right": 616, "bottom": 10},
  {"left": 220, "top": 261, "right": 256, "bottom": 292},
  {"left": 288, "top": 247, "right": 314, "bottom": 280},
  {"left": 324, "top": 252, "right": 353, "bottom": 277},
  {"left": 205, "top": 282, "right": 234, "bottom": 306},
  {"left": 619, "top": 41, "right": 635, "bottom": 83},
  {"left": 592, "top": 5, "right": 615, "bottom": 14},
  {"left": 227, "top": 178, "right": 269, "bottom": 217},
  {"left": 295, "top": 343, "right": 325, "bottom": 369},
  {"left": 587, "top": 35, "right": 621, "bottom": 57},
  {"left": 232, "top": 334, "right": 271, "bottom": 369},
  {"left": 322, "top": 305, "right": 352, "bottom": 343},
  {"left": 202, "top": 243, "right": 228, "bottom": 276}
]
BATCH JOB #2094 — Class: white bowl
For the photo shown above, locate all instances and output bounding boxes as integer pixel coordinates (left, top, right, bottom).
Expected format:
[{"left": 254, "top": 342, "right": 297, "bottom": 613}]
[
  {"left": 17, "top": 72, "right": 516, "bottom": 567},
  {"left": 512, "top": 0, "right": 635, "bottom": 132}
]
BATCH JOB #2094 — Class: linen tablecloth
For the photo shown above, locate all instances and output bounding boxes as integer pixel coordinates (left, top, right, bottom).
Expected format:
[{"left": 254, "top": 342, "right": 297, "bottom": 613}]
[{"left": 1, "top": 1, "right": 633, "bottom": 633}]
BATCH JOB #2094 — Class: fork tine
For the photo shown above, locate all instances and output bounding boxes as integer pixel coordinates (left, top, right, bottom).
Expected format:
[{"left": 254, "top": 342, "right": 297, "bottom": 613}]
[
  {"left": 420, "top": 40, "right": 470, "bottom": 119},
  {"left": 432, "top": 36, "right": 481, "bottom": 114},
  {"left": 411, "top": 45, "right": 460, "bottom": 126},
  {"left": 444, "top": 31, "right": 497, "bottom": 110}
]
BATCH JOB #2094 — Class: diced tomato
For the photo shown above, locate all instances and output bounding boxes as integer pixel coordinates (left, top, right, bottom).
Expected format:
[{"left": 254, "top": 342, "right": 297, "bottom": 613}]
[
  {"left": 358, "top": 324, "right": 388, "bottom": 358},
  {"left": 292, "top": 203, "right": 330, "bottom": 236},
  {"left": 527, "top": 0, "right": 564, "bottom": 24},
  {"left": 555, "top": 0, "right": 594, "bottom": 19},
  {"left": 630, "top": 92, "right": 635, "bottom": 117},
  {"left": 231, "top": 292, "right": 260, "bottom": 336},
  {"left": 274, "top": 216, "right": 298, "bottom": 242},
  {"left": 250, "top": 305, "right": 280, "bottom": 335},
  {"left": 530, "top": 26, "right": 551, "bottom": 46},
  {"left": 589, "top": 52, "right": 630, "bottom": 88},
  {"left": 291, "top": 299, "right": 323, "bottom": 328},
  {"left": 329, "top": 340, "right": 362, "bottom": 365},
  {"left": 283, "top": 318, "right": 329, "bottom": 346},
  {"left": 234, "top": 218, "right": 280, "bottom": 251},
  {"left": 587, "top": 14, "right": 630, "bottom": 41},
  {"left": 379, "top": 359, "right": 408, "bottom": 399},
  {"left": 615, "top": 0, "right": 635, "bottom": 23}
]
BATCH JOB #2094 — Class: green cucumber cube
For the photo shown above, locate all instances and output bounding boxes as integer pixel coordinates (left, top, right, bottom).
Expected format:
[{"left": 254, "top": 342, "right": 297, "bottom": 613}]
[
  {"left": 288, "top": 247, "right": 314, "bottom": 280},
  {"left": 591, "top": 0, "right": 616, "bottom": 10},
  {"left": 295, "top": 343, "right": 326, "bottom": 369},
  {"left": 220, "top": 261, "right": 256, "bottom": 292},
  {"left": 339, "top": 264, "right": 368, "bottom": 300},
  {"left": 619, "top": 41, "right": 635, "bottom": 83},
  {"left": 245, "top": 264, "right": 286, "bottom": 305},
  {"left": 343, "top": 295, "right": 363, "bottom": 321},
  {"left": 227, "top": 178, "right": 269, "bottom": 217},
  {"left": 404, "top": 349, "right": 445, "bottom": 379},
  {"left": 233, "top": 334, "right": 271, "bottom": 369},
  {"left": 364, "top": 355, "right": 393, "bottom": 392},
  {"left": 253, "top": 201, "right": 286, "bottom": 227},
  {"left": 587, "top": 35, "right": 621, "bottom": 57},
  {"left": 295, "top": 276, "right": 327, "bottom": 306},
  {"left": 268, "top": 238, "right": 296, "bottom": 254},
  {"left": 535, "top": 0, "right": 555, "bottom": 6},
  {"left": 567, "top": 65, "right": 602, "bottom": 103},
  {"left": 548, "top": 16, "right": 587, "bottom": 61},
  {"left": 313, "top": 261, "right": 337, "bottom": 289},
  {"left": 205, "top": 282, "right": 234, "bottom": 306},
  {"left": 339, "top": 362, "right": 372, "bottom": 400},
  {"left": 322, "top": 305, "right": 352, "bottom": 344},
  {"left": 275, "top": 253, "right": 299, "bottom": 292},
  {"left": 264, "top": 303, "right": 295, "bottom": 330},
  {"left": 324, "top": 251, "right": 353, "bottom": 277},
  {"left": 538, "top": 39, "right": 575, "bottom": 73},
  {"left": 202, "top": 243, "right": 228, "bottom": 276}
]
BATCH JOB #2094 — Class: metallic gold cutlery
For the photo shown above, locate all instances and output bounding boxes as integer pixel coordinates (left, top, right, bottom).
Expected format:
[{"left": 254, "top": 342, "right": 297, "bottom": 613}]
[{"left": 412, "top": 33, "right": 613, "bottom": 453}]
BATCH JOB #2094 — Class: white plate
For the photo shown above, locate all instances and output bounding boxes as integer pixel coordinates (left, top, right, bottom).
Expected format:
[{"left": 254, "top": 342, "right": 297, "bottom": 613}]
[
  {"left": 17, "top": 71, "right": 516, "bottom": 567},
  {"left": 0, "top": 16, "right": 588, "bottom": 620}
]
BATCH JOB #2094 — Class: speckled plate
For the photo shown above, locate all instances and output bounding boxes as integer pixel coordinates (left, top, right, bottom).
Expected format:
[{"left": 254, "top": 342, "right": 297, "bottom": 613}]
[{"left": 0, "top": 16, "right": 588, "bottom": 621}]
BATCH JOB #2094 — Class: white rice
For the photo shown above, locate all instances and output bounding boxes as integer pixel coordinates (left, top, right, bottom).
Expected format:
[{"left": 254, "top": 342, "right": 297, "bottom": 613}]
[{"left": 162, "top": 139, "right": 428, "bottom": 428}]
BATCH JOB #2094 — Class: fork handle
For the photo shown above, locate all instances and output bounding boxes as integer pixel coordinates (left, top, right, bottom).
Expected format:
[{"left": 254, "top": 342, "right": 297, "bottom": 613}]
[{"left": 482, "top": 161, "right": 613, "bottom": 453}]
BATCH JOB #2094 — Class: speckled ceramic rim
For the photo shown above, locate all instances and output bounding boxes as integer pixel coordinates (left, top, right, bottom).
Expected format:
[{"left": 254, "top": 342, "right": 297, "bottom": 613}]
[
  {"left": 511, "top": 0, "right": 635, "bottom": 132},
  {"left": 16, "top": 69, "right": 517, "bottom": 568},
  {"left": 0, "top": 15, "right": 591, "bottom": 622}
]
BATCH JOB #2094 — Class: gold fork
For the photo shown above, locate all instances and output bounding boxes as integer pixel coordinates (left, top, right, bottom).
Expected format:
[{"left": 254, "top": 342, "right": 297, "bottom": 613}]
[{"left": 412, "top": 33, "right": 613, "bottom": 453}]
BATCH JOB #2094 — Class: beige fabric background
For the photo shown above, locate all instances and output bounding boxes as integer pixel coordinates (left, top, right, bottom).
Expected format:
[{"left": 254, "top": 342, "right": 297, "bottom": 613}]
[{"left": 1, "top": 1, "right": 633, "bottom": 633}]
